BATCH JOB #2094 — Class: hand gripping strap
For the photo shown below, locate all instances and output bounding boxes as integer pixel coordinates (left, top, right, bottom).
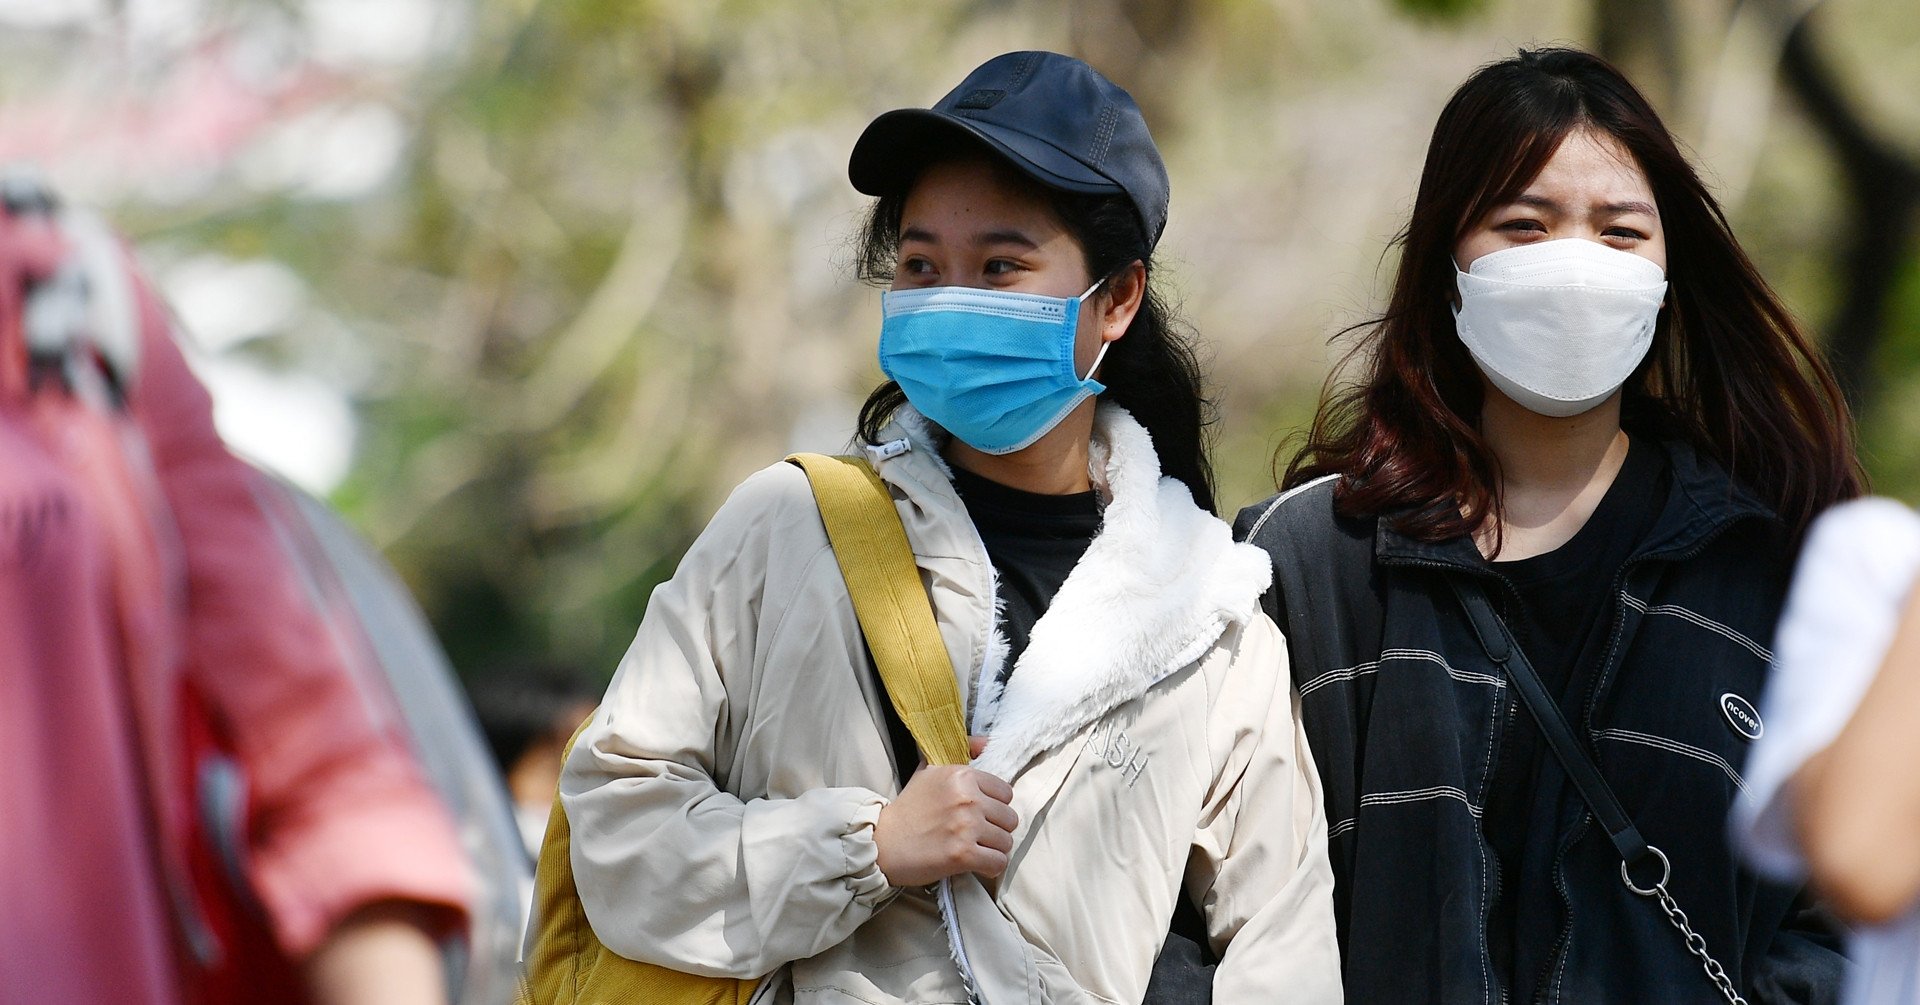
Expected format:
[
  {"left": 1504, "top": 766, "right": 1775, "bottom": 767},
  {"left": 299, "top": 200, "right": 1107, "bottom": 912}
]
[{"left": 787, "top": 453, "right": 970, "bottom": 767}]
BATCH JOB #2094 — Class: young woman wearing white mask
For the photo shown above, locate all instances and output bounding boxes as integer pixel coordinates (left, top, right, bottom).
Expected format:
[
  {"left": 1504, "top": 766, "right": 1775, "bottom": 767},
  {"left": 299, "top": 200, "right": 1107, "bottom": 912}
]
[
  {"left": 557, "top": 51, "right": 1341, "bottom": 1004},
  {"left": 1237, "top": 48, "right": 1860, "bottom": 1004}
]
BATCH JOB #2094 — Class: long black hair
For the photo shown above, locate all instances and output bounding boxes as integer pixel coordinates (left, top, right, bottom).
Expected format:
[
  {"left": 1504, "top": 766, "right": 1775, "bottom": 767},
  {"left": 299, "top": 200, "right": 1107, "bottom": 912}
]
[{"left": 853, "top": 159, "right": 1218, "bottom": 514}]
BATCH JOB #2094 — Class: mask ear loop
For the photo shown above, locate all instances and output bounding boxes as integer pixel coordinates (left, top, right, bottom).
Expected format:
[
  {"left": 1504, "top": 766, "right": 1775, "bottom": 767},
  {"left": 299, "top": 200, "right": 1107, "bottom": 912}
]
[
  {"left": 1076, "top": 277, "right": 1114, "bottom": 382},
  {"left": 1080, "top": 337, "right": 1113, "bottom": 383}
]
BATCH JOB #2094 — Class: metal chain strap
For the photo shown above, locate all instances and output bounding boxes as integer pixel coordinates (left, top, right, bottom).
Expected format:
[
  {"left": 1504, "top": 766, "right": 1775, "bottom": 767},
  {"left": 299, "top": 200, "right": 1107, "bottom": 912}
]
[
  {"left": 1620, "top": 846, "right": 1749, "bottom": 1005},
  {"left": 1637, "top": 880, "right": 1750, "bottom": 1005}
]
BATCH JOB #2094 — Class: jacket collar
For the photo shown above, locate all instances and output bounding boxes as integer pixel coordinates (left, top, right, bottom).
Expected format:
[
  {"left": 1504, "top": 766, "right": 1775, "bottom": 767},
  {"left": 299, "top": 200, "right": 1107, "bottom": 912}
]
[
  {"left": 870, "top": 403, "right": 1273, "bottom": 781},
  {"left": 1374, "top": 437, "right": 1779, "bottom": 573}
]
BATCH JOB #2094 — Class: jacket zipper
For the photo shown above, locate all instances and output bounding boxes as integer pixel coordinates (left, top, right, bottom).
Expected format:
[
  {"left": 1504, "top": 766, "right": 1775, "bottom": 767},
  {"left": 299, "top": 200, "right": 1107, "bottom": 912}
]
[
  {"left": 1488, "top": 628, "right": 1520, "bottom": 1005},
  {"left": 1482, "top": 568, "right": 1570, "bottom": 1005},
  {"left": 1527, "top": 554, "right": 1602, "bottom": 1005}
]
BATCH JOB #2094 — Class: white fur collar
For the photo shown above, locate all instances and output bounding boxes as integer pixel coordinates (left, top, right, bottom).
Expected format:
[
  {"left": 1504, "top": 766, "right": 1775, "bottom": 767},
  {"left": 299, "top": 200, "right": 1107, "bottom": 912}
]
[{"left": 873, "top": 403, "right": 1273, "bottom": 780}]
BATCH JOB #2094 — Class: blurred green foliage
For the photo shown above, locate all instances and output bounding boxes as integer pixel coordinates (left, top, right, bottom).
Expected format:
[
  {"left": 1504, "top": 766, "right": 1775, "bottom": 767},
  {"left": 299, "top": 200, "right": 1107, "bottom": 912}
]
[{"left": 1392, "top": 0, "right": 1491, "bottom": 20}]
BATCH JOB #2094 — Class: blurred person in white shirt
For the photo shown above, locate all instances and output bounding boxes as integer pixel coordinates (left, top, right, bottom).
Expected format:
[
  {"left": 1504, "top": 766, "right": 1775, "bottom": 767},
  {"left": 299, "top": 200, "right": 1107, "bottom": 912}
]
[{"left": 1735, "top": 497, "right": 1920, "bottom": 1003}]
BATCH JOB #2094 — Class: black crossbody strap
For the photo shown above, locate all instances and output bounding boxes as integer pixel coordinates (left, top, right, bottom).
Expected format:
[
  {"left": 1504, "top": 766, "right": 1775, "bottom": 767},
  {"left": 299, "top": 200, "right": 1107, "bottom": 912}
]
[
  {"left": 1449, "top": 573, "right": 1752, "bottom": 1005},
  {"left": 1448, "top": 575, "right": 1663, "bottom": 884}
]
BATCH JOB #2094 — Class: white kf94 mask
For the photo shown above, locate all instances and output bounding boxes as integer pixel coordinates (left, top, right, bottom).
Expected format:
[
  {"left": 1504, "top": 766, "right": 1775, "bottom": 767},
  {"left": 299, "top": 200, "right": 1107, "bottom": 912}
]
[{"left": 1451, "top": 237, "right": 1668, "bottom": 418}]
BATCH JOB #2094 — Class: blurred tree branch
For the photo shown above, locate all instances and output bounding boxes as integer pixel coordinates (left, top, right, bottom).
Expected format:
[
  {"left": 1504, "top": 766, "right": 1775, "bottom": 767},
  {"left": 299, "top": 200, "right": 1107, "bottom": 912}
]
[
  {"left": 1770, "top": 0, "right": 1920, "bottom": 412},
  {"left": 1593, "top": 0, "right": 1683, "bottom": 111}
]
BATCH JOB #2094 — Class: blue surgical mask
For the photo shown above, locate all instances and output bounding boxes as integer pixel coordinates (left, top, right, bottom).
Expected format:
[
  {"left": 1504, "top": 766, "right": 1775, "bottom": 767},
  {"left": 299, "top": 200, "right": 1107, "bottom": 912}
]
[{"left": 878, "top": 282, "right": 1109, "bottom": 455}]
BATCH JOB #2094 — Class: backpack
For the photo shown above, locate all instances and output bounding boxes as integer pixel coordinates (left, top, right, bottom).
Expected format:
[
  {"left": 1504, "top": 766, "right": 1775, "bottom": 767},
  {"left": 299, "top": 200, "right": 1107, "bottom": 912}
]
[{"left": 519, "top": 452, "right": 969, "bottom": 1004}]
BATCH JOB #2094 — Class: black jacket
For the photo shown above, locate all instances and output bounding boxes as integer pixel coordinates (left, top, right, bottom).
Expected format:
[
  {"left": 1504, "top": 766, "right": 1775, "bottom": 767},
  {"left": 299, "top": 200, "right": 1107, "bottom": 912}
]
[{"left": 1233, "top": 440, "right": 1846, "bottom": 1004}]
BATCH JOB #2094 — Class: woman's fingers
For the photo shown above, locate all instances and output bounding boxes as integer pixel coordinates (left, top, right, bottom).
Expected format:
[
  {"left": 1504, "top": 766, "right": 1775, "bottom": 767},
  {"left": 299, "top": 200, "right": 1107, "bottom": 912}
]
[
  {"left": 968, "top": 845, "right": 1011, "bottom": 879},
  {"left": 973, "top": 769, "right": 1014, "bottom": 806},
  {"left": 976, "top": 820, "right": 1015, "bottom": 855},
  {"left": 876, "top": 764, "right": 1020, "bottom": 886},
  {"left": 979, "top": 791, "right": 1019, "bottom": 834}
]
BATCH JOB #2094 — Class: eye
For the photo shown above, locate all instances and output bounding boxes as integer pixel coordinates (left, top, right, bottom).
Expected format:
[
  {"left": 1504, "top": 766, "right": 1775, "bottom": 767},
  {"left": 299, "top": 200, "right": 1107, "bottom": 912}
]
[
  {"left": 1496, "top": 219, "right": 1547, "bottom": 235},
  {"left": 983, "top": 258, "right": 1022, "bottom": 276},
  {"left": 897, "top": 256, "right": 935, "bottom": 277},
  {"left": 1603, "top": 226, "right": 1648, "bottom": 242}
]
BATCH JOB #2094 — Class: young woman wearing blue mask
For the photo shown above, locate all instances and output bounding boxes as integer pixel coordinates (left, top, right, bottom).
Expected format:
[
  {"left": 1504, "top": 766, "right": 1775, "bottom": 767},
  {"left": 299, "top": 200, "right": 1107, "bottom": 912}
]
[
  {"left": 1237, "top": 48, "right": 1860, "bottom": 1004},
  {"left": 557, "top": 51, "right": 1340, "bottom": 1004}
]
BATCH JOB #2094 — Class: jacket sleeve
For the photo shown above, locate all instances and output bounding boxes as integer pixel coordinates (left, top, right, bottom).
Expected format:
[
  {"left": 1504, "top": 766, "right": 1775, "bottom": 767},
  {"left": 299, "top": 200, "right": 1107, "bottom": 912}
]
[
  {"left": 560, "top": 463, "right": 895, "bottom": 978},
  {"left": 130, "top": 279, "right": 472, "bottom": 958},
  {"left": 1747, "top": 897, "right": 1847, "bottom": 1005},
  {"left": 1192, "top": 615, "right": 1344, "bottom": 1003}
]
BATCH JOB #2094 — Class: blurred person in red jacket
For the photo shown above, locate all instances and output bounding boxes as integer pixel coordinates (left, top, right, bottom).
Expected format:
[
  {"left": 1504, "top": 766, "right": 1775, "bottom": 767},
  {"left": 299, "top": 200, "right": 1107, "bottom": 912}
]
[{"left": 0, "top": 176, "right": 472, "bottom": 1004}]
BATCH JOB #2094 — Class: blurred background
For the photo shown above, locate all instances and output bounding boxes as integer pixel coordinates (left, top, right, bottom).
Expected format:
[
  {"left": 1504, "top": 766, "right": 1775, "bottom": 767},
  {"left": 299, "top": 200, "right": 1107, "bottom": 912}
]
[{"left": 6, "top": 0, "right": 1916, "bottom": 686}]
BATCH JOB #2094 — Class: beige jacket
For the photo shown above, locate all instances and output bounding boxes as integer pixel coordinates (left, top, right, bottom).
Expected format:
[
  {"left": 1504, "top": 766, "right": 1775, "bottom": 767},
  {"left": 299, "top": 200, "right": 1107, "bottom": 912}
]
[{"left": 560, "top": 404, "right": 1341, "bottom": 1004}]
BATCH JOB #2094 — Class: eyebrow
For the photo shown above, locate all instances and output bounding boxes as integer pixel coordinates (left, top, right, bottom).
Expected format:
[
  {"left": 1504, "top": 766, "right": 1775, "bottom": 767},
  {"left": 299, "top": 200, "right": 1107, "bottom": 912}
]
[
  {"left": 898, "top": 225, "right": 1040, "bottom": 250},
  {"left": 1510, "top": 194, "right": 1659, "bottom": 217},
  {"left": 1605, "top": 199, "right": 1660, "bottom": 217},
  {"left": 976, "top": 229, "right": 1040, "bottom": 249}
]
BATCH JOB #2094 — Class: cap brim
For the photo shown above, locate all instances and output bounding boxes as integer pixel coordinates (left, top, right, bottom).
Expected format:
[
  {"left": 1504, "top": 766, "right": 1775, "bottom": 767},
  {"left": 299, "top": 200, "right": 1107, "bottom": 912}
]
[{"left": 849, "top": 108, "right": 1123, "bottom": 201}]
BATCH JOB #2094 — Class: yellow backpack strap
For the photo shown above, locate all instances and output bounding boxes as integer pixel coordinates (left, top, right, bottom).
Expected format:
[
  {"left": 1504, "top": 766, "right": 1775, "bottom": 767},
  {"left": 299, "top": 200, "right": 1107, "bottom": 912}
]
[
  {"left": 521, "top": 453, "right": 957, "bottom": 1004},
  {"left": 786, "top": 452, "right": 971, "bottom": 767}
]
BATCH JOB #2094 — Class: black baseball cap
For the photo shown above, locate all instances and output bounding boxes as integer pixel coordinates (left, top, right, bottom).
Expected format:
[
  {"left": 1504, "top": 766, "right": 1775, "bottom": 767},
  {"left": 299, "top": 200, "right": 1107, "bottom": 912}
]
[{"left": 849, "top": 51, "right": 1170, "bottom": 248}]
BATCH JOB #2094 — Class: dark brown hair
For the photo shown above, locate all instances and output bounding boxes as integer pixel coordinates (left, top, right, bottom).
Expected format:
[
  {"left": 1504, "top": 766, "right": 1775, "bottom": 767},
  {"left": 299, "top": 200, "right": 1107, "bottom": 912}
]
[
  {"left": 1284, "top": 47, "right": 1862, "bottom": 538},
  {"left": 855, "top": 155, "right": 1218, "bottom": 513}
]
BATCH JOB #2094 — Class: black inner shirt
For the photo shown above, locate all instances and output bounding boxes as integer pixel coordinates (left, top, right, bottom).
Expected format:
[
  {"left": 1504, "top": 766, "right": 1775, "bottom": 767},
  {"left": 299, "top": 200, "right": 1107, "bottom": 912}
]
[
  {"left": 1492, "top": 436, "right": 1668, "bottom": 698},
  {"left": 949, "top": 466, "right": 1103, "bottom": 681},
  {"left": 1478, "top": 434, "right": 1670, "bottom": 1000}
]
